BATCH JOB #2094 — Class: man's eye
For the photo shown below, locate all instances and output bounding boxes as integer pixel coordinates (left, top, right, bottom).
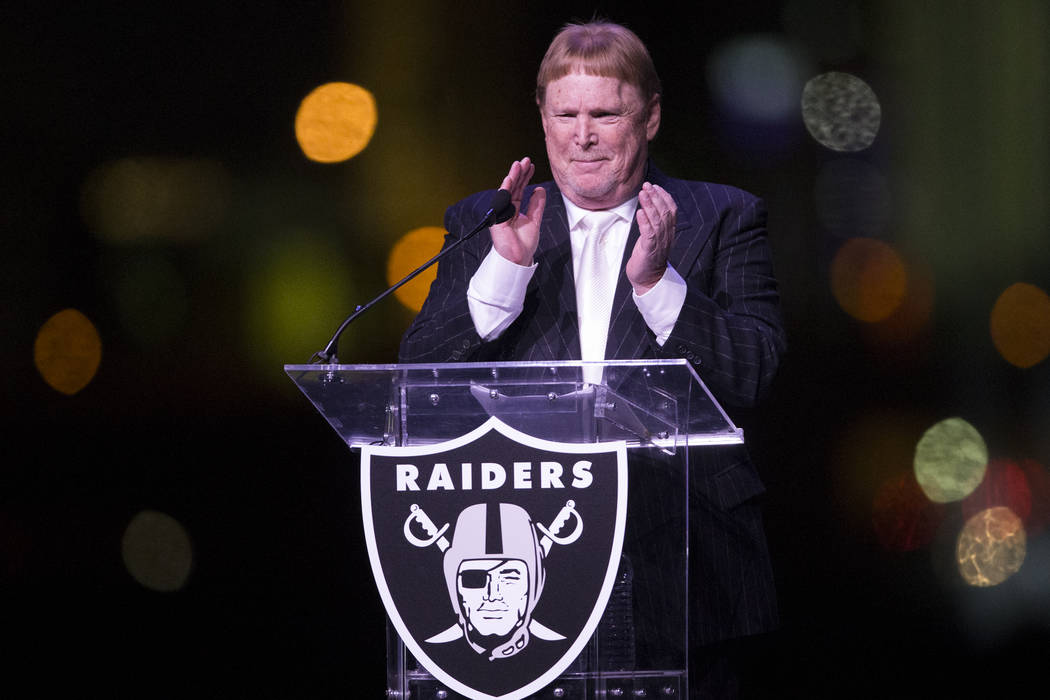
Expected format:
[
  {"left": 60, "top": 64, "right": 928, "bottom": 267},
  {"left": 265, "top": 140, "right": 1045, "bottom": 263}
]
[{"left": 459, "top": 571, "right": 488, "bottom": 588}]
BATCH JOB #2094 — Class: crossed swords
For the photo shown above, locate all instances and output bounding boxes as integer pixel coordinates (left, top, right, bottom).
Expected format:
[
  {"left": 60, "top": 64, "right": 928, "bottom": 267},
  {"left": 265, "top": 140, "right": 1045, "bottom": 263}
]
[{"left": 403, "top": 500, "right": 584, "bottom": 555}]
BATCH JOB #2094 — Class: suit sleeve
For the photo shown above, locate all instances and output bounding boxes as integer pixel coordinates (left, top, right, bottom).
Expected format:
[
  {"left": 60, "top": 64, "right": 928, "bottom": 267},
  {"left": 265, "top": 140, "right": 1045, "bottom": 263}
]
[
  {"left": 658, "top": 188, "right": 786, "bottom": 407},
  {"left": 398, "top": 195, "right": 493, "bottom": 363}
]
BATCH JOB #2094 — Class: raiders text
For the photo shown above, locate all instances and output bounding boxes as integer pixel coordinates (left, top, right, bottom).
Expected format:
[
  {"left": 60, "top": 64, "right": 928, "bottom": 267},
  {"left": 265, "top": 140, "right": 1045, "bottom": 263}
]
[{"left": 395, "top": 461, "right": 593, "bottom": 491}]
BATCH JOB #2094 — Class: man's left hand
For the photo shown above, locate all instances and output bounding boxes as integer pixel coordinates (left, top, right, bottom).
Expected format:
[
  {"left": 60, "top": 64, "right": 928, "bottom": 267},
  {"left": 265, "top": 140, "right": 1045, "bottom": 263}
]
[{"left": 626, "top": 182, "right": 677, "bottom": 294}]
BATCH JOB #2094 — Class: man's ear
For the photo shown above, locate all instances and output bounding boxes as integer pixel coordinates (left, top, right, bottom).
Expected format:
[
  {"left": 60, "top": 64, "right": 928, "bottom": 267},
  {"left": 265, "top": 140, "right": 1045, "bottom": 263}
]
[
  {"left": 537, "top": 97, "right": 550, "bottom": 137},
  {"left": 645, "top": 94, "right": 662, "bottom": 141}
]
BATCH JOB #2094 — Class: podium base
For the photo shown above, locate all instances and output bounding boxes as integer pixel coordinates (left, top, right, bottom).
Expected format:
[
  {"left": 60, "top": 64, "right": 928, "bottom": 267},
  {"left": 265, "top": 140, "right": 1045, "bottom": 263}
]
[{"left": 395, "top": 669, "right": 685, "bottom": 700}]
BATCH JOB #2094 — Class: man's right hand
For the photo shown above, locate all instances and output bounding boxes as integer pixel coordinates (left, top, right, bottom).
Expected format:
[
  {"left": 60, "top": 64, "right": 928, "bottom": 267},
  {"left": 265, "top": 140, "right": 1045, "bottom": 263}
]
[{"left": 490, "top": 157, "right": 546, "bottom": 266}]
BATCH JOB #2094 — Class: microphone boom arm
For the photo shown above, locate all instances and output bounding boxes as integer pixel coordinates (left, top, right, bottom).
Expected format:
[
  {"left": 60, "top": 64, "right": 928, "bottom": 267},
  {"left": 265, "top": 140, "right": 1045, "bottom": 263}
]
[{"left": 310, "top": 189, "right": 514, "bottom": 364}]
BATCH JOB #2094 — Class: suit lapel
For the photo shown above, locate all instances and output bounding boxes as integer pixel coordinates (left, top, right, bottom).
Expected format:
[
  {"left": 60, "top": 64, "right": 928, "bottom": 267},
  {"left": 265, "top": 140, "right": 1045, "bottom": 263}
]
[
  {"left": 605, "top": 217, "right": 650, "bottom": 359},
  {"left": 607, "top": 165, "right": 707, "bottom": 360},
  {"left": 531, "top": 190, "right": 580, "bottom": 360}
]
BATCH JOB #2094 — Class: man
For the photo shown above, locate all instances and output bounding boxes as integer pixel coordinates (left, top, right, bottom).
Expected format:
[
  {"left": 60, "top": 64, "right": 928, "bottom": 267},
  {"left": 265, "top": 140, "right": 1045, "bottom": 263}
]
[
  {"left": 400, "top": 20, "right": 785, "bottom": 697},
  {"left": 431, "top": 503, "right": 552, "bottom": 661}
]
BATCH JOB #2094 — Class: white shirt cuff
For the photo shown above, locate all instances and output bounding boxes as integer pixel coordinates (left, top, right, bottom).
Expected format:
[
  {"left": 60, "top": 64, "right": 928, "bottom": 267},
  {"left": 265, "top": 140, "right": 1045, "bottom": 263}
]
[
  {"left": 467, "top": 248, "right": 537, "bottom": 340},
  {"left": 632, "top": 264, "right": 687, "bottom": 345}
]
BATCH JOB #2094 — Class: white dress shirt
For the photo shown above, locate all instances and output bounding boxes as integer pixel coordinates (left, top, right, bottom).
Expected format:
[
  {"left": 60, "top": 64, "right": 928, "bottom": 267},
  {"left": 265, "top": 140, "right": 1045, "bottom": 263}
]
[{"left": 467, "top": 193, "right": 687, "bottom": 349}]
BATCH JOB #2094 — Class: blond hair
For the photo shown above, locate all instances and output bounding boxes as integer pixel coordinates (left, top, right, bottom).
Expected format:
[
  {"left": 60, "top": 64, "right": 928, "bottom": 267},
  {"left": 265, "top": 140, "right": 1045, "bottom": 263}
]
[{"left": 536, "top": 21, "right": 661, "bottom": 106}]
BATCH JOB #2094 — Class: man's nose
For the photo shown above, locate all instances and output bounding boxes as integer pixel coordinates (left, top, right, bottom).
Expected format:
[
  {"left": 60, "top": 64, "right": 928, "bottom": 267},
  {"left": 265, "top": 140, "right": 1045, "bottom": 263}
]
[
  {"left": 485, "top": 576, "right": 503, "bottom": 600},
  {"left": 573, "top": 117, "right": 596, "bottom": 146}
]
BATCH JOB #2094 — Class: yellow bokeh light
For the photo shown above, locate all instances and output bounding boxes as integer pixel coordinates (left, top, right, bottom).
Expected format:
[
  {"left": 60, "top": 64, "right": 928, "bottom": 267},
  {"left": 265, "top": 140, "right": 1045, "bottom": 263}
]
[
  {"left": 34, "top": 308, "right": 102, "bottom": 395},
  {"left": 387, "top": 226, "right": 446, "bottom": 312},
  {"left": 913, "top": 417, "right": 988, "bottom": 503},
  {"left": 956, "top": 506, "right": 1025, "bottom": 587},
  {"left": 830, "top": 238, "right": 907, "bottom": 322},
  {"left": 122, "top": 509, "right": 194, "bottom": 593},
  {"left": 295, "top": 82, "right": 377, "bottom": 163},
  {"left": 989, "top": 282, "right": 1050, "bottom": 368}
]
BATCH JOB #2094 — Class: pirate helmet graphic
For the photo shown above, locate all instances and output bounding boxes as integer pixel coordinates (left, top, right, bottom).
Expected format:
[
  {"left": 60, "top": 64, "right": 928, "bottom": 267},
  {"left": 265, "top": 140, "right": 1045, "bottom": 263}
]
[
  {"left": 442, "top": 503, "right": 545, "bottom": 658},
  {"left": 409, "top": 499, "right": 584, "bottom": 661}
]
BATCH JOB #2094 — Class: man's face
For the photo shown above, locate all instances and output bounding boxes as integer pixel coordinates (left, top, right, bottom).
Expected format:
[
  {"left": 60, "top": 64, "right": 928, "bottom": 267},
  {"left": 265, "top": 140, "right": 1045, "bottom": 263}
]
[
  {"left": 539, "top": 71, "right": 660, "bottom": 211},
  {"left": 457, "top": 559, "right": 529, "bottom": 638}
]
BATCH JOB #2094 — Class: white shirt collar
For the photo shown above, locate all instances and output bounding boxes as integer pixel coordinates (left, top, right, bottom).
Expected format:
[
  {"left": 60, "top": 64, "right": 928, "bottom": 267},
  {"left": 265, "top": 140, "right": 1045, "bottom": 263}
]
[{"left": 563, "top": 194, "right": 639, "bottom": 232}]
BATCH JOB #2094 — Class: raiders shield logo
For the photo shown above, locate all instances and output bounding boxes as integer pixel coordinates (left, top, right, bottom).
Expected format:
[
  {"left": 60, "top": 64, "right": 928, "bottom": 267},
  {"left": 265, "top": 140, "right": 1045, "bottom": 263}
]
[{"left": 361, "top": 416, "right": 628, "bottom": 700}]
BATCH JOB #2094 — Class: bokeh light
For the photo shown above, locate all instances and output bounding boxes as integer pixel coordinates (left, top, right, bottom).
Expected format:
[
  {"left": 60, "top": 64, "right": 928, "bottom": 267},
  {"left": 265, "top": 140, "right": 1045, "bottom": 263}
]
[
  {"left": 858, "top": 257, "right": 934, "bottom": 351},
  {"left": 34, "top": 309, "right": 103, "bottom": 395},
  {"left": 962, "top": 458, "right": 1032, "bottom": 526},
  {"left": 122, "top": 509, "right": 194, "bottom": 593},
  {"left": 80, "top": 157, "right": 230, "bottom": 243},
  {"left": 243, "top": 230, "right": 357, "bottom": 371},
  {"left": 387, "top": 226, "right": 445, "bottom": 312},
  {"left": 708, "top": 35, "right": 808, "bottom": 123},
  {"left": 989, "top": 282, "right": 1050, "bottom": 368},
  {"left": 705, "top": 34, "right": 810, "bottom": 156},
  {"left": 802, "top": 71, "right": 880, "bottom": 152},
  {"left": 956, "top": 506, "right": 1026, "bottom": 587},
  {"left": 872, "top": 472, "right": 945, "bottom": 552},
  {"left": 914, "top": 418, "right": 988, "bottom": 504},
  {"left": 830, "top": 408, "right": 930, "bottom": 529},
  {"left": 1018, "top": 459, "right": 1050, "bottom": 535},
  {"left": 295, "top": 82, "right": 377, "bottom": 163},
  {"left": 830, "top": 238, "right": 907, "bottom": 322}
]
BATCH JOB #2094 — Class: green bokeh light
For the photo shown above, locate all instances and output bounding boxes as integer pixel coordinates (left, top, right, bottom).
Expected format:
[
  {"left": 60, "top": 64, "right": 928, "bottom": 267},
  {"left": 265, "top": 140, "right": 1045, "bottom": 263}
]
[
  {"left": 914, "top": 417, "right": 988, "bottom": 503},
  {"left": 243, "top": 230, "right": 357, "bottom": 375}
]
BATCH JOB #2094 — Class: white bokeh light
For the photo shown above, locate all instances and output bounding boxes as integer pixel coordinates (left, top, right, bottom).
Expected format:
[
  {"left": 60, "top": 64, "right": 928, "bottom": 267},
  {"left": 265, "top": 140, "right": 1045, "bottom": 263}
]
[
  {"left": 802, "top": 71, "right": 881, "bottom": 151},
  {"left": 708, "top": 35, "right": 810, "bottom": 123}
]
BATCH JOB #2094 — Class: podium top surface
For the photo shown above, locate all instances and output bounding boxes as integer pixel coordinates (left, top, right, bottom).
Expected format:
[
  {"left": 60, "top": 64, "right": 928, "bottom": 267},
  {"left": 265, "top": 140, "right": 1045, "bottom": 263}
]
[{"left": 285, "top": 359, "right": 742, "bottom": 449}]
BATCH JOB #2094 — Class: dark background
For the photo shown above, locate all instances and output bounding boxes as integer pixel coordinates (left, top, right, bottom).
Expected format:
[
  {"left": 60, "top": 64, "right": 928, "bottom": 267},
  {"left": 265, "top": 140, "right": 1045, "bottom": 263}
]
[{"left": 4, "top": 1, "right": 1049, "bottom": 697}]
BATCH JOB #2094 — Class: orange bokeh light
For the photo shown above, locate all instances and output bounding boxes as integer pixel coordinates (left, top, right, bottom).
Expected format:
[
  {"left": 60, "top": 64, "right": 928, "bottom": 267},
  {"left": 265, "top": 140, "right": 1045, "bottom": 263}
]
[
  {"left": 34, "top": 308, "right": 103, "bottom": 395},
  {"left": 859, "top": 258, "right": 934, "bottom": 351},
  {"left": 295, "top": 82, "right": 377, "bottom": 163},
  {"left": 989, "top": 282, "right": 1050, "bottom": 368},
  {"left": 830, "top": 238, "right": 907, "bottom": 322},
  {"left": 387, "top": 226, "right": 446, "bottom": 312}
]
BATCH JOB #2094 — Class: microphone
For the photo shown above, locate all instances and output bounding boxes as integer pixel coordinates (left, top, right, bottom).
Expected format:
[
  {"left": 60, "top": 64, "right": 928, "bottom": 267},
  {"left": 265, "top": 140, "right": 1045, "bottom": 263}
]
[
  {"left": 310, "top": 189, "right": 517, "bottom": 364},
  {"left": 486, "top": 188, "right": 515, "bottom": 225}
]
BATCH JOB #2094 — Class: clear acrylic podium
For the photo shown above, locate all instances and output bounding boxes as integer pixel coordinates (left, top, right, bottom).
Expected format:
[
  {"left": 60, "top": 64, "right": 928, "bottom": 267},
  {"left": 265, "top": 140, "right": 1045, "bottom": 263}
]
[{"left": 286, "top": 359, "right": 743, "bottom": 700}]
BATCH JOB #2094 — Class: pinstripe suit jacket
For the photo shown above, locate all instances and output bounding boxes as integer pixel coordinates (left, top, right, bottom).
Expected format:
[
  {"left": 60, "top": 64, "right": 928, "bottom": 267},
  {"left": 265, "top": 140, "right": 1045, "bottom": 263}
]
[{"left": 399, "top": 164, "right": 786, "bottom": 645}]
